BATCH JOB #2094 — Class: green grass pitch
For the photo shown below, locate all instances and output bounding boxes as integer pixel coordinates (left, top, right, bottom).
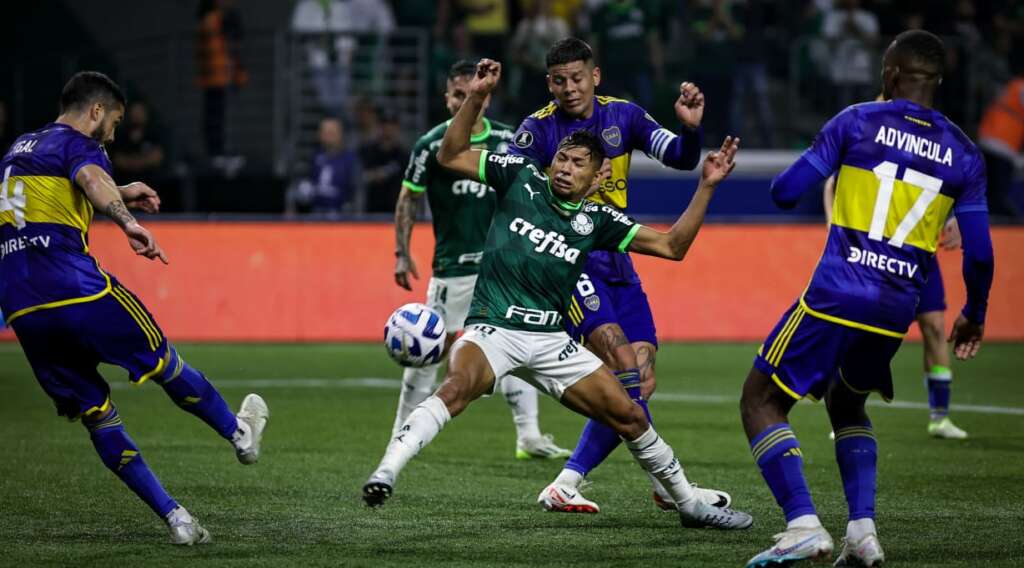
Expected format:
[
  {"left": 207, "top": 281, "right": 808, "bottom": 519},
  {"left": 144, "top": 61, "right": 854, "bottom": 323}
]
[{"left": 1, "top": 342, "right": 1022, "bottom": 567}]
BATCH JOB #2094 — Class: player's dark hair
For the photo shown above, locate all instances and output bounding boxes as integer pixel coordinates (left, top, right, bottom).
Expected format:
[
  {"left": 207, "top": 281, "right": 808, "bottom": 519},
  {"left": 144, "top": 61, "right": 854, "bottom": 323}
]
[
  {"left": 60, "top": 71, "right": 126, "bottom": 114},
  {"left": 557, "top": 130, "right": 605, "bottom": 165},
  {"left": 546, "top": 38, "right": 593, "bottom": 68},
  {"left": 888, "top": 30, "right": 946, "bottom": 76},
  {"left": 447, "top": 60, "right": 479, "bottom": 81}
]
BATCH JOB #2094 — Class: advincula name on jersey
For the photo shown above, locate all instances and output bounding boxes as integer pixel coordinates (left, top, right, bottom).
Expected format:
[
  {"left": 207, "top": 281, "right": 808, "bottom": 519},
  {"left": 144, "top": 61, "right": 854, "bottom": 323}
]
[{"left": 873, "top": 125, "right": 953, "bottom": 166}]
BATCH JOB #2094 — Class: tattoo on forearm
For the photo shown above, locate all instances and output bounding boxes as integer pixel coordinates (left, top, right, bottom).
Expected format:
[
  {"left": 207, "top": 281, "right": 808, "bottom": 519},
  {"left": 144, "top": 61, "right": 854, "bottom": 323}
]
[
  {"left": 395, "top": 193, "right": 416, "bottom": 257},
  {"left": 599, "top": 326, "right": 631, "bottom": 350},
  {"left": 105, "top": 200, "right": 136, "bottom": 228},
  {"left": 636, "top": 345, "right": 657, "bottom": 374}
]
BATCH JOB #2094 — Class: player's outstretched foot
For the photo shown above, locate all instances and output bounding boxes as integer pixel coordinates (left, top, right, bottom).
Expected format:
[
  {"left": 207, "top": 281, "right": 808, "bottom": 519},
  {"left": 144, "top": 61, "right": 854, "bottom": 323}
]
[
  {"left": 537, "top": 483, "right": 600, "bottom": 513},
  {"left": 165, "top": 506, "right": 212, "bottom": 546},
  {"left": 234, "top": 393, "right": 269, "bottom": 464},
  {"left": 928, "top": 417, "right": 967, "bottom": 440},
  {"left": 515, "top": 434, "right": 571, "bottom": 460},
  {"left": 745, "top": 526, "right": 834, "bottom": 567},
  {"left": 363, "top": 471, "right": 395, "bottom": 508},
  {"left": 653, "top": 483, "right": 732, "bottom": 511},
  {"left": 678, "top": 499, "right": 753, "bottom": 530},
  {"left": 834, "top": 534, "right": 885, "bottom": 567}
]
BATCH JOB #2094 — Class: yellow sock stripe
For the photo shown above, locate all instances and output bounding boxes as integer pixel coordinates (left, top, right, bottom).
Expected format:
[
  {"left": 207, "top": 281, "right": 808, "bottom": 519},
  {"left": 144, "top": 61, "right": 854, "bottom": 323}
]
[
  {"left": 111, "top": 288, "right": 158, "bottom": 350},
  {"left": 92, "top": 417, "right": 123, "bottom": 431},
  {"left": 115, "top": 287, "right": 163, "bottom": 344},
  {"left": 834, "top": 427, "right": 875, "bottom": 441},
  {"left": 753, "top": 432, "right": 797, "bottom": 463},
  {"left": 770, "top": 308, "right": 806, "bottom": 366},
  {"left": 766, "top": 307, "right": 803, "bottom": 365},
  {"left": 751, "top": 428, "right": 797, "bottom": 462},
  {"left": 82, "top": 398, "right": 113, "bottom": 419}
]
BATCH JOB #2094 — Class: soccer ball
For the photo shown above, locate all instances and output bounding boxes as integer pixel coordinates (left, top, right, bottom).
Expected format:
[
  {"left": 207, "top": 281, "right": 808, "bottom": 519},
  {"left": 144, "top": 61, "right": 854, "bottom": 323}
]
[{"left": 384, "top": 303, "right": 447, "bottom": 367}]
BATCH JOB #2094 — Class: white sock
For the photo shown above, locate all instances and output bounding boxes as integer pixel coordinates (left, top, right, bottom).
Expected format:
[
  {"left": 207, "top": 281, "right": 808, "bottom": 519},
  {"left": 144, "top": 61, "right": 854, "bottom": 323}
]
[
  {"left": 501, "top": 375, "right": 542, "bottom": 441},
  {"left": 847, "top": 518, "right": 876, "bottom": 541},
  {"left": 647, "top": 470, "right": 671, "bottom": 499},
  {"left": 623, "top": 426, "right": 695, "bottom": 510},
  {"left": 376, "top": 395, "right": 451, "bottom": 482},
  {"left": 553, "top": 468, "right": 584, "bottom": 488},
  {"left": 164, "top": 506, "right": 191, "bottom": 525},
  {"left": 231, "top": 418, "right": 250, "bottom": 449},
  {"left": 392, "top": 364, "right": 440, "bottom": 437},
  {"left": 788, "top": 514, "right": 823, "bottom": 530}
]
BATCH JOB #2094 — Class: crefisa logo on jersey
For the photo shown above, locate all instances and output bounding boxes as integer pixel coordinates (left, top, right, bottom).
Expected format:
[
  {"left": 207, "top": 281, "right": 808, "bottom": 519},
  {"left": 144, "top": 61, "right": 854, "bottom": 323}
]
[
  {"left": 570, "top": 213, "right": 594, "bottom": 235},
  {"left": 514, "top": 130, "right": 533, "bottom": 149}
]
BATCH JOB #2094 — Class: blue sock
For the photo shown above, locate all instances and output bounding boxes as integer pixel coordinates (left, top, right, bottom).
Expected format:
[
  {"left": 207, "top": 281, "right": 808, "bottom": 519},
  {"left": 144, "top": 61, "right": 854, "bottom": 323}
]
[
  {"left": 86, "top": 407, "right": 177, "bottom": 517},
  {"left": 751, "top": 423, "right": 816, "bottom": 522},
  {"left": 926, "top": 365, "right": 952, "bottom": 420},
  {"left": 565, "top": 369, "right": 650, "bottom": 476},
  {"left": 833, "top": 423, "right": 877, "bottom": 521},
  {"left": 156, "top": 347, "right": 238, "bottom": 440}
]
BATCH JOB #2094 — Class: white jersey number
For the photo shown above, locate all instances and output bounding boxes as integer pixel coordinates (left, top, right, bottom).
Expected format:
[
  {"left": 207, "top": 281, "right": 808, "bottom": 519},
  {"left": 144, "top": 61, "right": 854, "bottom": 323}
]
[
  {"left": 0, "top": 166, "right": 27, "bottom": 229},
  {"left": 869, "top": 161, "right": 942, "bottom": 247}
]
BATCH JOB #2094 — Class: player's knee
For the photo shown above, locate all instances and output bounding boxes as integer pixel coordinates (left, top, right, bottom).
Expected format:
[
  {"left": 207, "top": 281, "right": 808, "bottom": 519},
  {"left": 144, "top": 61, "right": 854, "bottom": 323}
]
[
  {"left": 156, "top": 347, "right": 212, "bottom": 405},
  {"left": 739, "top": 368, "right": 777, "bottom": 423},
  {"left": 604, "top": 397, "right": 648, "bottom": 438}
]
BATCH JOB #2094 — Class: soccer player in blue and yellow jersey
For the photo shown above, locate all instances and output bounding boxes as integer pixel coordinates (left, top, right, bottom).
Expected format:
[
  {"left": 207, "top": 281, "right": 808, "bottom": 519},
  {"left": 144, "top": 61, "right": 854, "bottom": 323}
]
[
  {"left": 740, "top": 31, "right": 994, "bottom": 567},
  {"left": 0, "top": 72, "right": 269, "bottom": 545},
  {"left": 508, "top": 38, "right": 730, "bottom": 514}
]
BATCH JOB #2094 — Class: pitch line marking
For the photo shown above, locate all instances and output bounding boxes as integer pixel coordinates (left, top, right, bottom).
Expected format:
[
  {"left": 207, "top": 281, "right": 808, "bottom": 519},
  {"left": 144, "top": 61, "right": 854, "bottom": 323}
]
[{"left": 107, "top": 377, "right": 1024, "bottom": 416}]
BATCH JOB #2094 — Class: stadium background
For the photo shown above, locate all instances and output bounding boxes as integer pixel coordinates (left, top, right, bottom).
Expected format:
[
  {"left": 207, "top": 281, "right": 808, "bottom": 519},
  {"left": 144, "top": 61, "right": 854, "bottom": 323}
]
[{"left": 1, "top": 0, "right": 1022, "bottom": 341}]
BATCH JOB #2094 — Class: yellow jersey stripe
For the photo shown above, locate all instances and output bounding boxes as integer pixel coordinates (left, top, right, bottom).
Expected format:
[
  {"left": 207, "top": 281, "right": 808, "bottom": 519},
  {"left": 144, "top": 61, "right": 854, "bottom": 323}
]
[
  {"left": 115, "top": 286, "right": 163, "bottom": 342},
  {"left": 770, "top": 309, "right": 806, "bottom": 366},
  {"left": 0, "top": 175, "right": 93, "bottom": 232},
  {"left": 111, "top": 288, "right": 159, "bottom": 350},
  {"left": 799, "top": 296, "right": 906, "bottom": 338},
  {"left": 530, "top": 103, "right": 557, "bottom": 119}
]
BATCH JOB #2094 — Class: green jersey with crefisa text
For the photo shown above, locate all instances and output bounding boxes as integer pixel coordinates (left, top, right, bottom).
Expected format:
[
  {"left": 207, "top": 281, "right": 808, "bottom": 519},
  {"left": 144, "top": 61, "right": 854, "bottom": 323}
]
[
  {"left": 465, "top": 152, "right": 642, "bottom": 333},
  {"left": 402, "top": 118, "right": 516, "bottom": 278}
]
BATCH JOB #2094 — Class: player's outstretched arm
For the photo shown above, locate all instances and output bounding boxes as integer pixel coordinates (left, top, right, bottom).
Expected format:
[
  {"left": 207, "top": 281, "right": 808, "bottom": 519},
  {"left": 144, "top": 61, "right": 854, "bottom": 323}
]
[
  {"left": 394, "top": 184, "right": 421, "bottom": 290},
  {"left": 437, "top": 59, "right": 501, "bottom": 179},
  {"left": 628, "top": 137, "right": 739, "bottom": 260},
  {"left": 75, "top": 164, "right": 168, "bottom": 264},
  {"left": 118, "top": 181, "right": 161, "bottom": 214}
]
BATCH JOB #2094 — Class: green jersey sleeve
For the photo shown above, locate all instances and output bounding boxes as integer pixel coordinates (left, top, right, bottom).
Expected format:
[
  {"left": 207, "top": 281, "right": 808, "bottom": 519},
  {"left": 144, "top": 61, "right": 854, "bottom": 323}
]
[
  {"left": 593, "top": 203, "right": 643, "bottom": 253},
  {"left": 477, "top": 151, "right": 530, "bottom": 200},
  {"left": 402, "top": 137, "right": 435, "bottom": 194}
]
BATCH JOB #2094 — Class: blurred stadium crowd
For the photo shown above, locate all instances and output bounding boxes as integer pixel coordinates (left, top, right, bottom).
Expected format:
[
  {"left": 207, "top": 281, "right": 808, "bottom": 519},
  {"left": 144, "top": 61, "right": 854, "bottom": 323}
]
[{"left": 2, "top": 0, "right": 1023, "bottom": 217}]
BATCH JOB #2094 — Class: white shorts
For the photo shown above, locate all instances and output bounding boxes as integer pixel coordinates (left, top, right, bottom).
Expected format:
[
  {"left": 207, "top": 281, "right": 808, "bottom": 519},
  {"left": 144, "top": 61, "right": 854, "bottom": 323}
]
[
  {"left": 458, "top": 324, "right": 605, "bottom": 399},
  {"left": 426, "top": 275, "right": 477, "bottom": 332}
]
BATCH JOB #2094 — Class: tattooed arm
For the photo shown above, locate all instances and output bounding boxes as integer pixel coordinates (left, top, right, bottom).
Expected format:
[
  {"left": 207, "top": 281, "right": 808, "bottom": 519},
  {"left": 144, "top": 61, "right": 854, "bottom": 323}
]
[
  {"left": 75, "top": 164, "right": 168, "bottom": 263},
  {"left": 394, "top": 184, "right": 422, "bottom": 290}
]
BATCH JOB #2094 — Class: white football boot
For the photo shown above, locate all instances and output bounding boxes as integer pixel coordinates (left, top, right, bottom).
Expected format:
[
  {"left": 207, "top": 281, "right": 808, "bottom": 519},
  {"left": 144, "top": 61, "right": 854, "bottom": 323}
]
[
  {"left": 678, "top": 499, "right": 753, "bottom": 530},
  {"left": 928, "top": 417, "right": 968, "bottom": 440},
  {"left": 234, "top": 393, "right": 269, "bottom": 465},
  {"left": 515, "top": 434, "right": 572, "bottom": 460},
  {"left": 537, "top": 483, "right": 600, "bottom": 513},
  {"left": 363, "top": 469, "right": 396, "bottom": 508},
  {"left": 746, "top": 526, "right": 835, "bottom": 567},
  {"left": 652, "top": 483, "right": 732, "bottom": 511},
  {"left": 834, "top": 533, "right": 885, "bottom": 567},
  {"left": 165, "top": 506, "right": 211, "bottom": 545}
]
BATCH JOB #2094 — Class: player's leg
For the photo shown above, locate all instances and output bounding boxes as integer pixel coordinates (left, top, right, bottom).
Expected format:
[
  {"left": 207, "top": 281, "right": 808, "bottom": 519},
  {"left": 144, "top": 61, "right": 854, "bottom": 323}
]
[
  {"left": 10, "top": 307, "right": 208, "bottom": 544},
  {"left": 392, "top": 277, "right": 454, "bottom": 436},
  {"left": 536, "top": 342, "right": 751, "bottom": 530},
  {"left": 363, "top": 324, "right": 513, "bottom": 507},
  {"left": 742, "top": 303, "right": 839, "bottom": 567},
  {"left": 102, "top": 282, "right": 267, "bottom": 464},
  {"left": 827, "top": 333, "right": 901, "bottom": 567},
  {"left": 917, "top": 267, "right": 966, "bottom": 439}
]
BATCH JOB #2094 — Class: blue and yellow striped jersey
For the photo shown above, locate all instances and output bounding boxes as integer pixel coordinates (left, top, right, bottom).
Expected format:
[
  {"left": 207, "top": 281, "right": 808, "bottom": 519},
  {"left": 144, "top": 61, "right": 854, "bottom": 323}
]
[
  {"left": 0, "top": 123, "right": 113, "bottom": 324},
  {"left": 803, "top": 99, "right": 988, "bottom": 336}
]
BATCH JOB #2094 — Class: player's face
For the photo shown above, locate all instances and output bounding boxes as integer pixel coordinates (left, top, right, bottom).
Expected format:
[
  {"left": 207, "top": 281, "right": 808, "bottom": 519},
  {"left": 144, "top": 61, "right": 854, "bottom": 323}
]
[
  {"left": 319, "top": 119, "right": 343, "bottom": 151},
  {"left": 547, "top": 61, "right": 599, "bottom": 118},
  {"left": 549, "top": 145, "right": 598, "bottom": 201},
  {"left": 91, "top": 104, "right": 124, "bottom": 145},
  {"left": 445, "top": 75, "right": 490, "bottom": 118}
]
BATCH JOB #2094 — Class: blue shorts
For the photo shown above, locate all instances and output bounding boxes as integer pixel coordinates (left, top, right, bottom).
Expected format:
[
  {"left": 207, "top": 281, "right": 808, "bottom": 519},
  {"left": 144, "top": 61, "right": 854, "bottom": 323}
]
[
  {"left": 753, "top": 301, "right": 904, "bottom": 402},
  {"left": 916, "top": 256, "right": 946, "bottom": 315},
  {"left": 11, "top": 280, "right": 169, "bottom": 419},
  {"left": 564, "top": 271, "right": 658, "bottom": 347}
]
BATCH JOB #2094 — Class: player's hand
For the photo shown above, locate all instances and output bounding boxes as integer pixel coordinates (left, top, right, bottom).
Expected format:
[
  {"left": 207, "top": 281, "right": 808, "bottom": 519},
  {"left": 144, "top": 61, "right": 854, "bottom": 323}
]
[
  {"left": 948, "top": 313, "right": 984, "bottom": 360},
  {"left": 395, "top": 254, "right": 419, "bottom": 291},
  {"left": 940, "top": 217, "right": 962, "bottom": 250},
  {"left": 124, "top": 222, "right": 169, "bottom": 264},
  {"left": 120, "top": 182, "right": 161, "bottom": 214},
  {"left": 470, "top": 59, "right": 502, "bottom": 98},
  {"left": 674, "top": 82, "right": 705, "bottom": 130},
  {"left": 701, "top": 136, "right": 740, "bottom": 186}
]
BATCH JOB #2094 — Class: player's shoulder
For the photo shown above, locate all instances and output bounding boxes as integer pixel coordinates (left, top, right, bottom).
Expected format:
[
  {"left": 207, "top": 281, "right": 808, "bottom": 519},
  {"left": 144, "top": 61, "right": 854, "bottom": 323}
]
[
  {"left": 417, "top": 120, "right": 451, "bottom": 145},
  {"left": 931, "top": 112, "right": 980, "bottom": 156},
  {"left": 527, "top": 101, "right": 558, "bottom": 121}
]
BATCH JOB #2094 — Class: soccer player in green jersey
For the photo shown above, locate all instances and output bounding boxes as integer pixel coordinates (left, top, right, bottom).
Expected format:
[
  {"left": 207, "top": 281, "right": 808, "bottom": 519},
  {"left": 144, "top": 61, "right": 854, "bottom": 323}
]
[
  {"left": 364, "top": 59, "right": 752, "bottom": 530},
  {"left": 392, "top": 60, "right": 571, "bottom": 460}
]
